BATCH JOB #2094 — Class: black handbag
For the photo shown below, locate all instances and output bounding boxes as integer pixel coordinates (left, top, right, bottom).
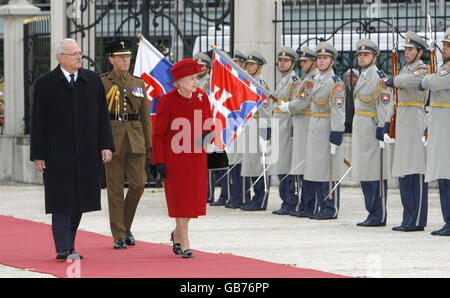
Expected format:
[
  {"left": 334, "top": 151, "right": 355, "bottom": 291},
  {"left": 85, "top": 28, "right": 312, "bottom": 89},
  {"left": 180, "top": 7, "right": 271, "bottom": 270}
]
[{"left": 207, "top": 152, "right": 229, "bottom": 170}]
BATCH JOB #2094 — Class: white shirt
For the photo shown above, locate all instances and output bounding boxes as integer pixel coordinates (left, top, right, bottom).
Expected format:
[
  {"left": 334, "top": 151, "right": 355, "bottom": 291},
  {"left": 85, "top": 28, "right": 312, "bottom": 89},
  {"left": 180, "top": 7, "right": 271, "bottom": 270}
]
[{"left": 60, "top": 66, "right": 78, "bottom": 83}]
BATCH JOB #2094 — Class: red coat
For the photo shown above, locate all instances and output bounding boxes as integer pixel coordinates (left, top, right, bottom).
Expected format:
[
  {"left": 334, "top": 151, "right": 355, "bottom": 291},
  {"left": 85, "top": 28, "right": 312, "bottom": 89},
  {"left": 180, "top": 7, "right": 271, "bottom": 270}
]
[{"left": 152, "top": 87, "right": 213, "bottom": 218}]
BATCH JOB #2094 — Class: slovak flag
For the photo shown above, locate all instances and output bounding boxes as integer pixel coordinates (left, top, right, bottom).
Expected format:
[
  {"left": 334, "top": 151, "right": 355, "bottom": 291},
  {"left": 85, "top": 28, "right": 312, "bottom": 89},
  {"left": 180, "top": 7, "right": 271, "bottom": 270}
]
[
  {"left": 209, "top": 48, "right": 271, "bottom": 151},
  {"left": 133, "top": 35, "right": 173, "bottom": 125}
]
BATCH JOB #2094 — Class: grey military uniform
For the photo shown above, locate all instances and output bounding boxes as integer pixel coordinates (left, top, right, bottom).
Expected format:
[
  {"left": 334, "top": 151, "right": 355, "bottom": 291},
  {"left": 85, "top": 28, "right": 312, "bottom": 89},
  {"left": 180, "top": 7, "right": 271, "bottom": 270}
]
[
  {"left": 241, "top": 75, "right": 271, "bottom": 177},
  {"left": 267, "top": 71, "right": 301, "bottom": 175},
  {"left": 391, "top": 60, "right": 429, "bottom": 177},
  {"left": 288, "top": 68, "right": 318, "bottom": 175},
  {"left": 422, "top": 61, "right": 450, "bottom": 182},
  {"left": 197, "top": 73, "right": 210, "bottom": 93},
  {"left": 351, "top": 66, "right": 393, "bottom": 181},
  {"left": 304, "top": 70, "right": 346, "bottom": 182}
]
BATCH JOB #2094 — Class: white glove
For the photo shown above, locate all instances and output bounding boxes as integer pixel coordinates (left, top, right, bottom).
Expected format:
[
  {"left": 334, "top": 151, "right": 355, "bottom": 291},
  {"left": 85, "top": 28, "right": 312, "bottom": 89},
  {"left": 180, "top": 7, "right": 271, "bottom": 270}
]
[
  {"left": 259, "top": 137, "right": 270, "bottom": 154},
  {"left": 384, "top": 133, "right": 395, "bottom": 144},
  {"left": 206, "top": 143, "right": 214, "bottom": 153},
  {"left": 379, "top": 141, "right": 385, "bottom": 149},
  {"left": 330, "top": 143, "right": 337, "bottom": 155},
  {"left": 421, "top": 136, "right": 428, "bottom": 147},
  {"left": 279, "top": 101, "right": 290, "bottom": 113}
]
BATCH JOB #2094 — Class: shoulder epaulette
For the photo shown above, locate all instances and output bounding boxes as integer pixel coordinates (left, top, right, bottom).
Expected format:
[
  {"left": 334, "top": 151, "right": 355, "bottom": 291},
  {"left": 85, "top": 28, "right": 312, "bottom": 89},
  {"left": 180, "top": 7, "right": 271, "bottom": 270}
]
[
  {"left": 292, "top": 75, "right": 299, "bottom": 82},
  {"left": 377, "top": 70, "right": 386, "bottom": 79}
]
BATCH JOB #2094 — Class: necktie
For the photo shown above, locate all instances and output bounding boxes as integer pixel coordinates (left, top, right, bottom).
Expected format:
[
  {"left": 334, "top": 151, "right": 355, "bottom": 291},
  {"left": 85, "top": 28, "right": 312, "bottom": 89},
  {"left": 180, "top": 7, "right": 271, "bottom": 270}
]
[{"left": 69, "top": 73, "right": 75, "bottom": 87}]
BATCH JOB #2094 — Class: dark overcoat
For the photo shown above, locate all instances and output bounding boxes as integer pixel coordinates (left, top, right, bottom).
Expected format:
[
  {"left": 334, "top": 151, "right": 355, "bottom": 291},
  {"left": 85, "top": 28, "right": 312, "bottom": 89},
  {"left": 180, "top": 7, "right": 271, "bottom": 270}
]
[{"left": 30, "top": 65, "right": 115, "bottom": 214}]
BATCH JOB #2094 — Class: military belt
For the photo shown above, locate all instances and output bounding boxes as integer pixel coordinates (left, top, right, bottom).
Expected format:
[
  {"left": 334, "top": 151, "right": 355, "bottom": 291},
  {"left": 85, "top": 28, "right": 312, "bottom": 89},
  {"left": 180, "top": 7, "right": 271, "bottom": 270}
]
[
  {"left": 355, "top": 110, "right": 377, "bottom": 117},
  {"left": 430, "top": 102, "right": 450, "bottom": 108},
  {"left": 398, "top": 102, "right": 424, "bottom": 108},
  {"left": 274, "top": 109, "right": 289, "bottom": 114},
  {"left": 312, "top": 113, "right": 331, "bottom": 118},
  {"left": 110, "top": 113, "right": 140, "bottom": 121},
  {"left": 295, "top": 110, "right": 312, "bottom": 116}
]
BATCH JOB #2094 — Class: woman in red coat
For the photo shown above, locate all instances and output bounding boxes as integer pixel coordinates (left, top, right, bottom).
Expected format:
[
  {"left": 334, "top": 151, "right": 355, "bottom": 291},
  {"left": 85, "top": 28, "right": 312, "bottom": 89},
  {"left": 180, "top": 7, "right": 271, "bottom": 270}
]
[{"left": 153, "top": 58, "right": 214, "bottom": 258}]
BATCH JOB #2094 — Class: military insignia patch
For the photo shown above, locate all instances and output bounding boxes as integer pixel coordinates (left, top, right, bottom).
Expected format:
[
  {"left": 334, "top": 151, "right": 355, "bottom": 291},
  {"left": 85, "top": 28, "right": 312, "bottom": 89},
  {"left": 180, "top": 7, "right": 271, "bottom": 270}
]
[
  {"left": 294, "top": 82, "right": 301, "bottom": 89},
  {"left": 298, "top": 91, "right": 307, "bottom": 100},
  {"left": 438, "top": 69, "right": 449, "bottom": 76},
  {"left": 306, "top": 82, "right": 314, "bottom": 89},
  {"left": 335, "top": 97, "right": 343, "bottom": 108},
  {"left": 132, "top": 87, "right": 144, "bottom": 97},
  {"left": 381, "top": 94, "right": 390, "bottom": 104},
  {"left": 335, "top": 85, "right": 344, "bottom": 92}
]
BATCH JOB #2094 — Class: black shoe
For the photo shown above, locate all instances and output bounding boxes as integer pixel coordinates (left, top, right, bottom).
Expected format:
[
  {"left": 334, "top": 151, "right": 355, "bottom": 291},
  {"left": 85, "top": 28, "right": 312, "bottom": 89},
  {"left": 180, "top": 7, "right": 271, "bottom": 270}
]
[
  {"left": 68, "top": 250, "right": 84, "bottom": 260},
  {"left": 272, "top": 208, "right": 291, "bottom": 215},
  {"left": 292, "top": 210, "right": 311, "bottom": 218},
  {"left": 56, "top": 250, "right": 71, "bottom": 260},
  {"left": 182, "top": 249, "right": 194, "bottom": 258},
  {"left": 114, "top": 239, "right": 127, "bottom": 249},
  {"left": 309, "top": 213, "right": 337, "bottom": 220},
  {"left": 210, "top": 200, "right": 227, "bottom": 206},
  {"left": 125, "top": 230, "right": 135, "bottom": 246},
  {"left": 357, "top": 219, "right": 386, "bottom": 227},
  {"left": 431, "top": 226, "right": 450, "bottom": 236},
  {"left": 393, "top": 225, "right": 424, "bottom": 232},
  {"left": 225, "top": 202, "right": 243, "bottom": 209},
  {"left": 240, "top": 204, "right": 266, "bottom": 211},
  {"left": 170, "top": 231, "right": 182, "bottom": 255}
]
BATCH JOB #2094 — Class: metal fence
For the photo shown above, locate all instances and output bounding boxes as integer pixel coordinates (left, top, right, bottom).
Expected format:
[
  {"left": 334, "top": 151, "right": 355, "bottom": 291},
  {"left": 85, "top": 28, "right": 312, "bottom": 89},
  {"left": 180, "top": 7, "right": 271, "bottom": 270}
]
[
  {"left": 23, "top": 15, "right": 51, "bottom": 135},
  {"left": 67, "top": 0, "right": 234, "bottom": 73},
  {"left": 277, "top": 0, "right": 449, "bottom": 79}
]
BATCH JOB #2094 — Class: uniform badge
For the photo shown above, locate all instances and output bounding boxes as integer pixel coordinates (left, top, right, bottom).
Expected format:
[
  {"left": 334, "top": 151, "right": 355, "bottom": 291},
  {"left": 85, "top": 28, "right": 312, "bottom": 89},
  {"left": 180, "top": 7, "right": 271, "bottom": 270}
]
[
  {"left": 306, "top": 82, "right": 314, "bottom": 89},
  {"left": 335, "top": 97, "right": 343, "bottom": 108},
  {"left": 335, "top": 85, "right": 344, "bottom": 92},
  {"left": 298, "top": 91, "right": 307, "bottom": 100},
  {"left": 294, "top": 82, "right": 301, "bottom": 89},
  {"left": 132, "top": 87, "right": 144, "bottom": 97},
  {"left": 438, "top": 69, "right": 448, "bottom": 76},
  {"left": 381, "top": 94, "right": 390, "bottom": 104}
]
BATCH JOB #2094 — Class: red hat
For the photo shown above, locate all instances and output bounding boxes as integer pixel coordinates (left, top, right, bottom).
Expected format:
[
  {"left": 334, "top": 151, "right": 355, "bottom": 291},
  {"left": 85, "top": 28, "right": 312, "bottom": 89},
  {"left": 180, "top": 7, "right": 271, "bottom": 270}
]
[{"left": 170, "top": 58, "right": 206, "bottom": 83}]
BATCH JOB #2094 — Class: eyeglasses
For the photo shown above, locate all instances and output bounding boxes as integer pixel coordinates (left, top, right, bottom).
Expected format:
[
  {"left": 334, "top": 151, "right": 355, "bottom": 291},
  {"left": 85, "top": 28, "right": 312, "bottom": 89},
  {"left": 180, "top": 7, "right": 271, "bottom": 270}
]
[{"left": 61, "top": 51, "right": 83, "bottom": 57}]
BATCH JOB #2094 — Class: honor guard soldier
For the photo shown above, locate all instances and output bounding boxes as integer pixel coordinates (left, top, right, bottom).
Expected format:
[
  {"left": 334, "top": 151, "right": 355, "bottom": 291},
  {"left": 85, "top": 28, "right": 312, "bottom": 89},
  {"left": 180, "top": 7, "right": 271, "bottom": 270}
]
[
  {"left": 101, "top": 40, "right": 153, "bottom": 249},
  {"left": 383, "top": 32, "right": 429, "bottom": 232},
  {"left": 268, "top": 46, "right": 301, "bottom": 215},
  {"left": 352, "top": 39, "right": 393, "bottom": 227},
  {"left": 194, "top": 52, "right": 231, "bottom": 206},
  {"left": 303, "top": 42, "right": 346, "bottom": 220},
  {"left": 283, "top": 46, "right": 319, "bottom": 218},
  {"left": 240, "top": 51, "right": 272, "bottom": 211},
  {"left": 420, "top": 28, "right": 450, "bottom": 236},
  {"left": 226, "top": 49, "right": 251, "bottom": 208}
]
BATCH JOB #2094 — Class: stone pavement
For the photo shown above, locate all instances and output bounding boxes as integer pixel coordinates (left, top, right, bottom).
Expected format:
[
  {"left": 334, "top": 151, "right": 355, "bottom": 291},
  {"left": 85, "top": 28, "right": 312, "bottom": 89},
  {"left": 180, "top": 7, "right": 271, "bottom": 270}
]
[{"left": 0, "top": 183, "right": 449, "bottom": 278}]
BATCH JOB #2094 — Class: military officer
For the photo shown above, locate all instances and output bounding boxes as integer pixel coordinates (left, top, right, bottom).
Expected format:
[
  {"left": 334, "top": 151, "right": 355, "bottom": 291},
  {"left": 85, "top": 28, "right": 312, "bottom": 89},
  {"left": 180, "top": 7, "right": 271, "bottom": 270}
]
[
  {"left": 226, "top": 49, "right": 251, "bottom": 208},
  {"left": 351, "top": 39, "right": 393, "bottom": 227},
  {"left": 420, "top": 28, "right": 450, "bottom": 236},
  {"left": 383, "top": 32, "right": 429, "bottom": 232},
  {"left": 194, "top": 52, "right": 211, "bottom": 92},
  {"left": 268, "top": 46, "right": 300, "bottom": 215},
  {"left": 303, "top": 42, "right": 346, "bottom": 220},
  {"left": 240, "top": 51, "right": 272, "bottom": 211},
  {"left": 101, "top": 40, "right": 153, "bottom": 249},
  {"left": 282, "top": 46, "right": 319, "bottom": 218}
]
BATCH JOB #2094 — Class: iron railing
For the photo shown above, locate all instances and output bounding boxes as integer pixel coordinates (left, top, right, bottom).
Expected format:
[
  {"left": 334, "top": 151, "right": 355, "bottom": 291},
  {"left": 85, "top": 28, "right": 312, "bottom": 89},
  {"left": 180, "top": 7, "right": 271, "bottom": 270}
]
[{"left": 23, "top": 15, "right": 51, "bottom": 135}]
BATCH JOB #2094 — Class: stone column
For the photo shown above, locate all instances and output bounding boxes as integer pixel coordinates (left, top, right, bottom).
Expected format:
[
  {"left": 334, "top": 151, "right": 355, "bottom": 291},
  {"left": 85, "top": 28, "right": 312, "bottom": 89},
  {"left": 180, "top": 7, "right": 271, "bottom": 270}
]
[
  {"left": 234, "top": 0, "right": 281, "bottom": 90},
  {"left": 50, "top": 0, "right": 66, "bottom": 69},
  {"left": 0, "top": 0, "right": 40, "bottom": 135}
]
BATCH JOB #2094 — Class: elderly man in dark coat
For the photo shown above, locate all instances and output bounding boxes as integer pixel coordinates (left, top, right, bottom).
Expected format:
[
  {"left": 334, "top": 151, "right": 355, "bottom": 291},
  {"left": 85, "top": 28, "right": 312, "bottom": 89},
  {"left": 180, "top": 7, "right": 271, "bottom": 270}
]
[{"left": 30, "top": 38, "right": 115, "bottom": 260}]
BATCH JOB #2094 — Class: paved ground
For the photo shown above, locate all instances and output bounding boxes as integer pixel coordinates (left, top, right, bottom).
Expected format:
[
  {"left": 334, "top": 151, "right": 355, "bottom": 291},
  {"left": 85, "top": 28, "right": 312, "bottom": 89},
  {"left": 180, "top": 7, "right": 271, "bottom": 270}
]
[{"left": 0, "top": 183, "right": 449, "bottom": 278}]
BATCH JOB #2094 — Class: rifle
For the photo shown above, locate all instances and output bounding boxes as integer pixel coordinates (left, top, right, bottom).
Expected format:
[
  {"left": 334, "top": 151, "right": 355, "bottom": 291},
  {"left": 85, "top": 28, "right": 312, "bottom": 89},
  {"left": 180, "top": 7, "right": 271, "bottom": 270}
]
[
  {"left": 388, "top": 15, "right": 399, "bottom": 139},
  {"left": 428, "top": 13, "right": 437, "bottom": 75},
  {"left": 425, "top": 13, "right": 436, "bottom": 142}
]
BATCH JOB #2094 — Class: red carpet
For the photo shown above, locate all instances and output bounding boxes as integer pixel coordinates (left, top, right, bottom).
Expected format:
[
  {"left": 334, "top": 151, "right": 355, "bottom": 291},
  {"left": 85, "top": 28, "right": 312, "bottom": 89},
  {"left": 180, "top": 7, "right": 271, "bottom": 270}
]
[{"left": 0, "top": 215, "right": 346, "bottom": 278}]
